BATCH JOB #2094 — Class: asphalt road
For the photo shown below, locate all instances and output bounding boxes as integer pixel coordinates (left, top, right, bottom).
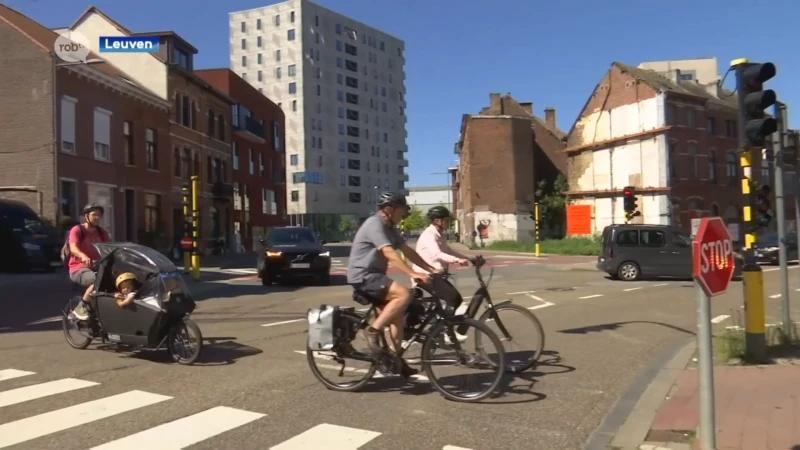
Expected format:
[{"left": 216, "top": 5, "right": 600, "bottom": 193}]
[{"left": 1, "top": 256, "right": 798, "bottom": 449}]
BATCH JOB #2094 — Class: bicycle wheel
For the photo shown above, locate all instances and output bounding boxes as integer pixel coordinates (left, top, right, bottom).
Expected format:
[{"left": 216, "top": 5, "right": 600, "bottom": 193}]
[
  {"left": 477, "top": 303, "right": 545, "bottom": 373},
  {"left": 62, "top": 297, "right": 92, "bottom": 350},
  {"left": 307, "top": 313, "right": 378, "bottom": 392},
  {"left": 421, "top": 317, "right": 506, "bottom": 402}
]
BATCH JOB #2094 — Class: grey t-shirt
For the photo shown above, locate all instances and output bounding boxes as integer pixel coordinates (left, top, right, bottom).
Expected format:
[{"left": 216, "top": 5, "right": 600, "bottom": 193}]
[{"left": 347, "top": 215, "right": 406, "bottom": 284}]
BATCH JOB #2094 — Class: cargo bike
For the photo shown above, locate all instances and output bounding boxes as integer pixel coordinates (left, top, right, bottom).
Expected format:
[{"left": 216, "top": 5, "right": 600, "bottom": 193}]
[{"left": 62, "top": 243, "right": 203, "bottom": 364}]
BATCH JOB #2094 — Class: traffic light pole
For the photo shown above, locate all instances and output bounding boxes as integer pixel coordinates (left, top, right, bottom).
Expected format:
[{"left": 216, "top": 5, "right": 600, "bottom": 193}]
[
  {"left": 191, "top": 175, "right": 201, "bottom": 281},
  {"left": 732, "top": 58, "right": 766, "bottom": 361},
  {"left": 181, "top": 185, "right": 191, "bottom": 275},
  {"left": 534, "top": 202, "right": 541, "bottom": 257},
  {"left": 774, "top": 103, "right": 792, "bottom": 340}
]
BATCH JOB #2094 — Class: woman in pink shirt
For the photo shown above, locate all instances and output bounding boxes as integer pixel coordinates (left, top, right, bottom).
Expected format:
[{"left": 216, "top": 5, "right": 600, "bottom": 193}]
[
  {"left": 412, "top": 206, "right": 470, "bottom": 274},
  {"left": 69, "top": 204, "right": 110, "bottom": 319}
]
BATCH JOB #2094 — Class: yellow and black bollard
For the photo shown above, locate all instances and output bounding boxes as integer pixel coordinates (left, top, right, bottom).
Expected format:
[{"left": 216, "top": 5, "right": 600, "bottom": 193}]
[
  {"left": 190, "top": 175, "right": 201, "bottom": 281},
  {"left": 534, "top": 203, "right": 541, "bottom": 257},
  {"left": 740, "top": 148, "right": 766, "bottom": 360},
  {"left": 181, "top": 184, "right": 192, "bottom": 274}
]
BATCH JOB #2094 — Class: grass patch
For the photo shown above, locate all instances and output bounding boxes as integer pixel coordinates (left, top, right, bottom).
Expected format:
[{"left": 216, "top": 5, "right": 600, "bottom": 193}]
[
  {"left": 481, "top": 236, "right": 601, "bottom": 256},
  {"left": 713, "top": 310, "right": 800, "bottom": 364}
]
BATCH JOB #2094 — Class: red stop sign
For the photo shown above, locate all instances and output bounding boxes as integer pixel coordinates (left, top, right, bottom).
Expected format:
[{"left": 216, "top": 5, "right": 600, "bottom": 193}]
[
  {"left": 180, "top": 237, "right": 194, "bottom": 250},
  {"left": 692, "top": 217, "right": 735, "bottom": 297}
]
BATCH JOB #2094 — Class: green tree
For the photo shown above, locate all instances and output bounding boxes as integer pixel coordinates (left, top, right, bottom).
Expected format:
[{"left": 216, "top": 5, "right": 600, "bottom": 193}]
[
  {"left": 339, "top": 216, "right": 356, "bottom": 233},
  {"left": 403, "top": 207, "right": 427, "bottom": 231},
  {"left": 535, "top": 174, "right": 570, "bottom": 238}
]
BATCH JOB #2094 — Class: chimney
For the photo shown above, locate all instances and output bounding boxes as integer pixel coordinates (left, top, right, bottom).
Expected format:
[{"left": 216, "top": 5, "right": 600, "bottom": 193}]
[
  {"left": 489, "top": 93, "right": 502, "bottom": 113},
  {"left": 669, "top": 69, "right": 681, "bottom": 84},
  {"left": 519, "top": 102, "right": 533, "bottom": 115},
  {"left": 544, "top": 107, "right": 556, "bottom": 129}
]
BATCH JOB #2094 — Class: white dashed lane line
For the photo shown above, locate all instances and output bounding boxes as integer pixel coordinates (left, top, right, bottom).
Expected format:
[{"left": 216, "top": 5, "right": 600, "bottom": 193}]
[
  {"left": 711, "top": 315, "right": 730, "bottom": 324},
  {"left": 623, "top": 287, "right": 642, "bottom": 292},
  {"left": 579, "top": 294, "right": 603, "bottom": 299}
]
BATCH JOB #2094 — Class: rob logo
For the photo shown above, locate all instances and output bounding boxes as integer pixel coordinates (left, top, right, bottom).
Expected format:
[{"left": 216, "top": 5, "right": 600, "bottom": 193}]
[{"left": 53, "top": 31, "right": 91, "bottom": 64}]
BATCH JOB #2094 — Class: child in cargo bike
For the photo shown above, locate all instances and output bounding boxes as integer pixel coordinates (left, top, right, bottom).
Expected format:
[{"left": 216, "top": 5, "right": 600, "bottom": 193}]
[{"left": 112, "top": 272, "right": 141, "bottom": 307}]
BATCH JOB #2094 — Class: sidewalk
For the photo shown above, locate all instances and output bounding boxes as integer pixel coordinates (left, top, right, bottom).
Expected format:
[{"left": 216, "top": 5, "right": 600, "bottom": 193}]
[
  {"left": 609, "top": 342, "right": 800, "bottom": 450},
  {"left": 449, "top": 242, "right": 596, "bottom": 263}
]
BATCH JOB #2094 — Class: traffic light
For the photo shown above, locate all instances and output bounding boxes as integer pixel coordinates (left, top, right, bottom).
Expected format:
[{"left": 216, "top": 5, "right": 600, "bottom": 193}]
[
  {"left": 623, "top": 186, "right": 637, "bottom": 213},
  {"left": 735, "top": 61, "right": 778, "bottom": 148},
  {"left": 755, "top": 184, "right": 772, "bottom": 227}
]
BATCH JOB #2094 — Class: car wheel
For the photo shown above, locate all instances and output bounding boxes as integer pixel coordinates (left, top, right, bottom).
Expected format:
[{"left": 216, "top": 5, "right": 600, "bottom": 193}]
[
  {"left": 317, "top": 273, "right": 331, "bottom": 286},
  {"left": 617, "top": 261, "right": 640, "bottom": 281},
  {"left": 261, "top": 271, "right": 274, "bottom": 286}
]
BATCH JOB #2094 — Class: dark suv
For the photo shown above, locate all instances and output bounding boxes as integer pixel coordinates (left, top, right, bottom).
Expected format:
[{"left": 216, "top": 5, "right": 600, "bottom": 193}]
[
  {"left": 257, "top": 226, "right": 331, "bottom": 285},
  {"left": 597, "top": 224, "right": 743, "bottom": 281}
]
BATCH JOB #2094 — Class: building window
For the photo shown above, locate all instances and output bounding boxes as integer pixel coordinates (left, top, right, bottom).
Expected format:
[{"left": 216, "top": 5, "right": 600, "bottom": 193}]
[
  {"left": 665, "top": 103, "right": 676, "bottom": 125},
  {"left": 290, "top": 11, "right": 295, "bottom": 22},
  {"left": 274, "top": 14, "right": 280, "bottom": 26},
  {"left": 144, "top": 193, "right": 160, "bottom": 233},
  {"left": 688, "top": 144, "right": 698, "bottom": 178},
  {"left": 709, "top": 150, "right": 717, "bottom": 184},
  {"left": 233, "top": 142, "right": 239, "bottom": 170},
  {"left": 287, "top": 29, "right": 295, "bottom": 41},
  {"left": 707, "top": 117, "right": 716, "bottom": 135},
  {"left": 276, "top": 67, "right": 282, "bottom": 79},
  {"left": 60, "top": 96, "right": 76, "bottom": 153},
  {"left": 257, "top": 53, "right": 262, "bottom": 65},
  {"left": 275, "top": 49, "right": 281, "bottom": 61},
  {"left": 316, "top": 85, "right": 321, "bottom": 96},
  {"left": 337, "top": 90, "right": 344, "bottom": 101},
  {"left": 686, "top": 109, "right": 696, "bottom": 128},
  {"left": 241, "top": 55, "right": 247, "bottom": 67},
  {"left": 289, "top": 82, "right": 297, "bottom": 94},
  {"left": 240, "top": 21, "right": 246, "bottom": 32},
  {"left": 241, "top": 38, "right": 246, "bottom": 50},
  {"left": 262, "top": 188, "right": 277, "bottom": 214},
  {"left": 726, "top": 152, "right": 738, "bottom": 183},
  {"left": 249, "top": 149, "right": 254, "bottom": 174},
  {"left": 290, "top": 154, "right": 298, "bottom": 165},
  {"left": 145, "top": 128, "right": 157, "bottom": 170},
  {"left": 291, "top": 190, "right": 299, "bottom": 202},
  {"left": 93, "top": 108, "right": 111, "bottom": 161},
  {"left": 348, "top": 193, "right": 361, "bottom": 203},
  {"left": 59, "top": 179, "right": 77, "bottom": 220},
  {"left": 256, "top": 18, "right": 261, "bottom": 30},
  {"left": 668, "top": 141, "right": 677, "bottom": 179},
  {"left": 292, "top": 100, "right": 297, "bottom": 112},
  {"left": 123, "top": 121, "right": 134, "bottom": 165},
  {"left": 288, "top": 64, "right": 296, "bottom": 76},
  {"left": 258, "top": 70, "right": 263, "bottom": 82},
  {"left": 273, "top": 121, "right": 282, "bottom": 150},
  {"left": 335, "top": 23, "right": 342, "bottom": 34},
  {"left": 217, "top": 114, "right": 226, "bottom": 141},
  {"left": 336, "top": 57, "right": 343, "bottom": 68}
]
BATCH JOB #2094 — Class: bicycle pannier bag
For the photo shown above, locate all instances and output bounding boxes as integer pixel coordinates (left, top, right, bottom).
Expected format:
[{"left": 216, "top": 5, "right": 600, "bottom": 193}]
[{"left": 307, "top": 305, "right": 338, "bottom": 350}]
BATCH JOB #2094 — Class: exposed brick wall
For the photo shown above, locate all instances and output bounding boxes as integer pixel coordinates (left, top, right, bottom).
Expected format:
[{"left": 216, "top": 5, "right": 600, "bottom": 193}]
[{"left": 0, "top": 22, "right": 56, "bottom": 219}]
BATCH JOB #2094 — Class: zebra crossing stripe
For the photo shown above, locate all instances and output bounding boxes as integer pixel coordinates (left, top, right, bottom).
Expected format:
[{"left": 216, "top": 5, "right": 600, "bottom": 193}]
[
  {"left": 0, "top": 369, "right": 35, "bottom": 382},
  {"left": 0, "top": 378, "right": 98, "bottom": 408},
  {"left": 92, "top": 406, "right": 265, "bottom": 450},
  {"left": 270, "top": 423, "right": 381, "bottom": 450},
  {"left": 0, "top": 390, "right": 172, "bottom": 449}
]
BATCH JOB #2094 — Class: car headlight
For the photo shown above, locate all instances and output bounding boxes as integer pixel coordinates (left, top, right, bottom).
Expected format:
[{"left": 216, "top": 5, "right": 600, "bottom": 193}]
[
  {"left": 319, "top": 251, "right": 330, "bottom": 257},
  {"left": 22, "top": 243, "right": 40, "bottom": 251},
  {"left": 266, "top": 251, "right": 282, "bottom": 257}
]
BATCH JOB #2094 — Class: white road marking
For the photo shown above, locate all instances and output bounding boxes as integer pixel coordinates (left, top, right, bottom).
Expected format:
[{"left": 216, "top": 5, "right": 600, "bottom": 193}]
[
  {"left": 652, "top": 283, "right": 669, "bottom": 287},
  {"left": 0, "top": 378, "right": 98, "bottom": 408},
  {"left": 623, "top": 287, "right": 642, "bottom": 292},
  {"left": 770, "top": 294, "right": 782, "bottom": 298},
  {"left": 763, "top": 265, "right": 799, "bottom": 273},
  {"left": 524, "top": 293, "right": 554, "bottom": 310},
  {"left": 271, "top": 423, "right": 382, "bottom": 450},
  {"left": 711, "top": 315, "right": 730, "bottom": 324},
  {"left": 222, "top": 268, "right": 258, "bottom": 275},
  {"left": 443, "top": 446, "right": 474, "bottom": 450},
  {"left": 493, "top": 264, "right": 509, "bottom": 267},
  {"left": 0, "top": 390, "right": 172, "bottom": 448},
  {"left": 262, "top": 319, "right": 304, "bottom": 327},
  {"left": 0, "top": 369, "right": 35, "bottom": 382},
  {"left": 524, "top": 262, "right": 537, "bottom": 265},
  {"left": 92, "top": 406, "right": 265, "bottom": 450},
  {"left": 25, "top": 316, "right": 61, "bottom": 326},
  {"left": 579, "top": 294, "right": 603, "bottom": 299},
  {"left": 507, "top": 290, "right": 537, "bottom": 295}
]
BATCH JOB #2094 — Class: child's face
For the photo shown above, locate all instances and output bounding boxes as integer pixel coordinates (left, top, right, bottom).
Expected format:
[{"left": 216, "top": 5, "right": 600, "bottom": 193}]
[{"left": 119, "top": 280, "right": 135, "bottom": 294}]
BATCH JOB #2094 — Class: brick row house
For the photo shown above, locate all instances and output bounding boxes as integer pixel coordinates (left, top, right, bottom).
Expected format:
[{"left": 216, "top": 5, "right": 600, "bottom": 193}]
[
  {"left": 196, "top": 68, "right": 288, "bottom": 251},
  {"left": 563, "top": 62, "right": 798, "bottom": 238},
  {"left": 0, "top": 4, "right": 172, "bottom": 248},
  {"left": 453, "top": 93, "right": 568, "bottom": 245}
]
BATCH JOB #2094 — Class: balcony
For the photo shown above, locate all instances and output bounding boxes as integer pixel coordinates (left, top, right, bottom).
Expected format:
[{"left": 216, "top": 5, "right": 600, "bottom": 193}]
[
  {"left": 402, "top": 159, "right": 409, "bottom": 167},
  {"left": 402, "top": 174, "right": 409, "bottom": 182},
  {"left": 212, "top": 182, "right": 234, "bottom": 201},
  {"left": 232, "top": 106, "right": 266, "bottom": 143}
]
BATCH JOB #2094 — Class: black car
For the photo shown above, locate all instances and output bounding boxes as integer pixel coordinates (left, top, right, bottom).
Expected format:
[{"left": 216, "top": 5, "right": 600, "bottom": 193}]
[
  {"left": 0, "top": 200, "right": 62, "bottom": 272},
  {"left": 755, "top": 232, "right": 799, "bottom": 264},
  {"left": 257, "top": 227, "right": 332, "bottom": 285},
  {"left": 596, "top": 224, "right": 743, "bottom": 281}
]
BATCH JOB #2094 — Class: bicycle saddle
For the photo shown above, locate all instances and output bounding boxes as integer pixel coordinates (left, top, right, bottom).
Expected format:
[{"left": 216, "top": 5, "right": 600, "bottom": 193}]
[{"left": 352, "top": 288, "right": 382, "bottom": 305}]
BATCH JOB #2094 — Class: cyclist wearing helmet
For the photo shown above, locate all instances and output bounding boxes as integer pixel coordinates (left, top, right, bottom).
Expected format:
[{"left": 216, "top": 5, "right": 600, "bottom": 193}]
[
  {"left": 69, "top": 204, "right": 110, "bottom": 319},
  {"left": 412, "top": 206, "right": 470, "bottom": 278},
  {"left": 347, "top": 191, "right": 439, "bottom": 377}
]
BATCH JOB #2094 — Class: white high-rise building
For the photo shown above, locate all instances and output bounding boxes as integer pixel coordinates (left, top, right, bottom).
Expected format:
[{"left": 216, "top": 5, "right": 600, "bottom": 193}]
[{"left": 229, "top": 0, "right": 409, "bottom": 228}]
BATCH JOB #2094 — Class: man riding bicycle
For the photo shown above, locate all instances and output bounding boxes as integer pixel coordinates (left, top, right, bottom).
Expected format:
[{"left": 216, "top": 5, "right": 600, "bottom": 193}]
[
  {"left": 347, "top": 191, "right": 439, "bottom": 377},
  {"left": 69, "top": 204, "right": 110, "bottom": 319}
]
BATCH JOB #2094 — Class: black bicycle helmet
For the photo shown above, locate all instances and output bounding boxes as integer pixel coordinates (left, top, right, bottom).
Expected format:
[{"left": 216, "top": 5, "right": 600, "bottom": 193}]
[
  {"left": 82, "top": 203, "right": 104, "bottom": 215},
  {"left": 427, "top": 205, "right": 451, "bottom": 220},
  {"left": 377, "top": 191, "right": 408, "bottom": 208}
]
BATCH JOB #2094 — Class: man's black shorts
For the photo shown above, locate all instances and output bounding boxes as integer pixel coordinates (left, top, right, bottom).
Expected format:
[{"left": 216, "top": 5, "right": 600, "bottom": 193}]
[{"left": 352, "top": 273, "right": 394, "bottom": 306}]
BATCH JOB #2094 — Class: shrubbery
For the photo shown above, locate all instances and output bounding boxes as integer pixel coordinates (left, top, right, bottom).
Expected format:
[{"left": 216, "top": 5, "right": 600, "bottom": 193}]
[{"left": 482, "top": 236, "right": 601, "bottom": 256}]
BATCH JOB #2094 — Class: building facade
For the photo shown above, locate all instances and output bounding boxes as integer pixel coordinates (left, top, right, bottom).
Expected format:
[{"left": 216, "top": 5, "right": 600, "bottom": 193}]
[
  {"left": 638, "top": 57, "right": 721, "bottom": 86},
  {"left": 0, "top": 4, "right": 173, "bottom": 250},
  {"left": 229, "top": 0, "right": 408, "bottom": 236},
  {"left": 70, "top": 7, "right": 236, "bottom": 253},
  {"left": 196, "top": 69, "right": 289, "bottom": 250},
  {"left": 564, "top": 62, "right": 798, "bottom": 238},
  {"left": 453, "top": 94, "right": 567, "bottom": 245},
  {"left": 407, "top": 186, "right": 453, "bottom": 212}
]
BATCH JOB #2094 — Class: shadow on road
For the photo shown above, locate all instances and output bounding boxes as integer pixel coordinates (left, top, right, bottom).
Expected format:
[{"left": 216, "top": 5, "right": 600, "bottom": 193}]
[
  {"left": 556, "top": 321, "right": 695, "bottom": 336},
  {"left": 90, "top": 336, "right": 262, "bottom": 366},
  {"left": 192, "top": 274, "right": 349, "bottom": 302}
]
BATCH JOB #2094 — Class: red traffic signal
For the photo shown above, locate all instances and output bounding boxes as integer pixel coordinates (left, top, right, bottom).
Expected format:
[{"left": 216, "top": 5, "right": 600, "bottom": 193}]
[{"left": 623, "top": 188, "right": 633, "bottom": 197}]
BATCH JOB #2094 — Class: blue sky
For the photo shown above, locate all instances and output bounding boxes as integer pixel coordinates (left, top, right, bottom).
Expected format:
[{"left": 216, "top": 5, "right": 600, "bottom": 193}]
[{"left": 11, "top": 0, "right": 799, "bottom": 187}]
